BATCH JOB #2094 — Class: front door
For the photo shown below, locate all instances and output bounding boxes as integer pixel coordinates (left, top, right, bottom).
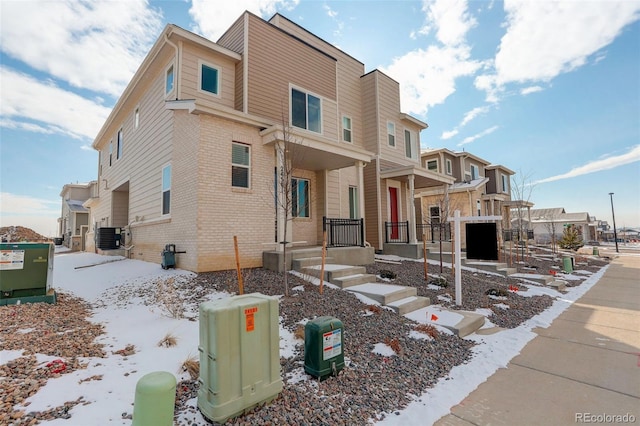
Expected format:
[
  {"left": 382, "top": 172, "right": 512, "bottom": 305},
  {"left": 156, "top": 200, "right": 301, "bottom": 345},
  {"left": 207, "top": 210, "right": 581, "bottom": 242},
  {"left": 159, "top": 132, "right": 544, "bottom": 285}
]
[{"left": 389, "top": 187, "right": 399, "bottom": 239}]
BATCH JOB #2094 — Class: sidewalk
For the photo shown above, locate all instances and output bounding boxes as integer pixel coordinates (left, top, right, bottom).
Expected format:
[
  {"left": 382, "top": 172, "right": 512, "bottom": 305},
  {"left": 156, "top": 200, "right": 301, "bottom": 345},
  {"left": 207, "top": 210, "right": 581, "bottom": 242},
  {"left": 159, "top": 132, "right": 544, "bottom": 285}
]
[{"left": 435, "top": 253, "right": 640, "bottom": 426}]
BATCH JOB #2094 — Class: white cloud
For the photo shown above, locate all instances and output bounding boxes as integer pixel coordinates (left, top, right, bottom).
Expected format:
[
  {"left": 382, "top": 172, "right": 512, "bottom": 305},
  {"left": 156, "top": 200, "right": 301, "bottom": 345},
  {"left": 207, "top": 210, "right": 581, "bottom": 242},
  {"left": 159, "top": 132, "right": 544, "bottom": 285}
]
[
  {"left": 0, "top": 69, "right": 111, "bottom": 140},
  {"left": 520, "top": 86, "right": 543, "bottom": 96},
  {"left": 0, "top": 0, "right": 163, "bottom": 97},
  {"left": 421, "top": 0, "right": 477, "bottom": 47},
  {"left": 0, "top": 192, "right": 59, "bottom": 216},
  {"left": 384, "top": 0, "right": 480, "bottom": 115},
  {"left": 457, "top": 125, "right": 499, "bottom": 146},
  {"left": 324, "top": 4, "right": 338, "bottom": 19},
  {"left": 535, "top": 145, "right": 640, "bottom": 184},
  {"left": 385, "top": 45, "right": 480, "bottom": 116},
  {"left": 190, "top": 0, "right": 299, "bottom": 40},
  {"left": 441, "top": 129, "right": 459, "bottom": 140},
  {"left": 460, "top": 106, "right": 490, "bottom": 126},
  {"left": 475, "top": 1, "right": 640, "bottom": 99}
]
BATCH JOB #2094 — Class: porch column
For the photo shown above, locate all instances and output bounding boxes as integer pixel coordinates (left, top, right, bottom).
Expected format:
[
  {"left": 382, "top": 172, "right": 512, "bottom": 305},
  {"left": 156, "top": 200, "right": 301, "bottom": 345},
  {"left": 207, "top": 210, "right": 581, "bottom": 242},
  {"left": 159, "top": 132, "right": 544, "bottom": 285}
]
[
  {"left": 408, "top": 174, "right": 417, "bottom": 244},
  {"left": 356, "top": 161, "right": 365, "bottom": 220}
]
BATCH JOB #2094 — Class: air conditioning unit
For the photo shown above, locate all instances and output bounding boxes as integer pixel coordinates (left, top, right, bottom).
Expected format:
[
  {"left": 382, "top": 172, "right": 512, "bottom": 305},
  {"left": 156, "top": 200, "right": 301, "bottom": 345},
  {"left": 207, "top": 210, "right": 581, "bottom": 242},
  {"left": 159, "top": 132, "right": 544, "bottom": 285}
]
[{"left": 96, "top": 227, "right": 122, "bottom": 250}]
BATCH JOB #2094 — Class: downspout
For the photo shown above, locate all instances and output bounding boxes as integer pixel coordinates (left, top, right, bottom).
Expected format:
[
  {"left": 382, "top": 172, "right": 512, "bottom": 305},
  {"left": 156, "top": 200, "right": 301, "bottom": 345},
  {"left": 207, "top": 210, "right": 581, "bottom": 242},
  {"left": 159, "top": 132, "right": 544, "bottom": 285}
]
[{"left": 164, "top": 32, "right": 180, "bottom": 99}]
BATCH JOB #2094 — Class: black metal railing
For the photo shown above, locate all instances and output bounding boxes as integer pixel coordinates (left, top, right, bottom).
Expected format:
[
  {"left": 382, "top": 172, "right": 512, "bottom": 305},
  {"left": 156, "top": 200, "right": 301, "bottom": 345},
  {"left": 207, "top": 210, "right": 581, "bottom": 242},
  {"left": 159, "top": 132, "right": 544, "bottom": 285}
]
[
  {"left": 416, "top": 222, "right": 451, "bottom": 242},
  {"left": 323, "top": 217, "right": 364, "bottom": 247},
  {"left": 503, "top": 228, "right": 534, "bottom": 242},
  {"left": 385, "top": 221, "right": 410, "bottom": 243}
]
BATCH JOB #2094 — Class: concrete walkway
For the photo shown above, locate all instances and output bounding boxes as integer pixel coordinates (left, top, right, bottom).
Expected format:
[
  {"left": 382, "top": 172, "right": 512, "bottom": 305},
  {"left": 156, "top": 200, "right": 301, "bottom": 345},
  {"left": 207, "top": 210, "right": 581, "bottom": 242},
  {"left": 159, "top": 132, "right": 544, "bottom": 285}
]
[{"left": 435, "top": 253, "right": 640, "bottom": 426}]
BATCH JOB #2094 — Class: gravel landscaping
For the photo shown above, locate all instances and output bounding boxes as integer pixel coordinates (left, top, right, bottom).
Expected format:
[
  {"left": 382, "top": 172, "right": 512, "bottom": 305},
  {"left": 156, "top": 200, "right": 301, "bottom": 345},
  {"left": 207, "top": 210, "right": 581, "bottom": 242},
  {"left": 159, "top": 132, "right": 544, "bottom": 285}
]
[{"left": 0, "top": 249, "right": 609, "bottom": 425}]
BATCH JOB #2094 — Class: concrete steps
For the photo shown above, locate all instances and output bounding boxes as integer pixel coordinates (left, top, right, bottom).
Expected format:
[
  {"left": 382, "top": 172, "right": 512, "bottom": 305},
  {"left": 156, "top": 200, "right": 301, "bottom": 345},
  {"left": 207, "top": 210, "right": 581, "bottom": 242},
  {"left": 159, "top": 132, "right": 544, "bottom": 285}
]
[
  {"left": 464, "top": 261, "right": 517, "bottom": 276},
  {"left": 293, "top": 260, "right": 430, "bottom": 316},
  {"left": 292, "top": 256, "right": 334, "bottom": 269}
]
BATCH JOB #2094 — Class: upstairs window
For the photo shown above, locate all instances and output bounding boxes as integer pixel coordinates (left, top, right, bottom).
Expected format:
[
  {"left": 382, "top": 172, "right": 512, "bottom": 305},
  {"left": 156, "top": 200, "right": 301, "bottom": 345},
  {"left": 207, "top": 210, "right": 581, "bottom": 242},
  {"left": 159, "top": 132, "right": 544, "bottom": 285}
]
[
  {"left": 501, "top": 174, "right": 509, "bottom": 193},
  {"left": 166, "top": 65, "right": 174, "bottom": 95},
  {"left": 291, "top": 88, "right": 321, "bottom": 133},
  {"left": 470, "top": 164, "right": 479, "bottom": 180},
  {"left": 446, "top": 159, "right": 452, "bottom": 175},
  {"left": 292, "top": 177, "right": 310, "bottom": 218},
  {"left": 116, "top": 129, "right": 123, "bottom": 160},
  {"left": 200, "top": 62, "right": 219, "bottom": 95},
  {"left": 162, "top": 164, "right": 171, "bottom": 215},
  {"left": 109, "top": 141, "right": 113, "bottom": 166},
  {"left": 405, "top": 130, "right": 417, "bottom": 159},
  {"left": 134, "top": 107, "right": 140, "bottom": 129},
  {"left": 387, "top": 122, "right": 395, "bottom": 146},
  {"left": 232, "top": 142, "right": 250, "bottom": 188},
  {"left": 342, "top": 116, "right": 352, "bottom": 142},
  {"left": 427, "top": 160, "right": 438, "bottom": 171}
]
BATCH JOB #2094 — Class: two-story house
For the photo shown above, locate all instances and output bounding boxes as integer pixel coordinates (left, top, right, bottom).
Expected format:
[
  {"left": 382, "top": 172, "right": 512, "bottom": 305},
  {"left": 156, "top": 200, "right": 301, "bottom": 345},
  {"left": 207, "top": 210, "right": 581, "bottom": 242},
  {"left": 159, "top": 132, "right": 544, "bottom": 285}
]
[
  {"left": 58, "top": 181, "right": 97, "bottom": 251},
  {"left": 85, "top": 12, "right": 442, "bottom": 272},
  {"left": 416, "top": 148, "right": 515, "bottom": 249}
]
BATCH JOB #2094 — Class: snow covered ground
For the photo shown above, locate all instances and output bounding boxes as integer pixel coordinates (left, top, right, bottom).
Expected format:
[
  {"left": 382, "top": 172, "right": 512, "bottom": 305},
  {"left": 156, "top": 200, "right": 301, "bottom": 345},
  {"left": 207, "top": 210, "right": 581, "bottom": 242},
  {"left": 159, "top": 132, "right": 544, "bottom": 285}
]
[{"left": 1, "top": 246, "right": 613, "bottom": 425}]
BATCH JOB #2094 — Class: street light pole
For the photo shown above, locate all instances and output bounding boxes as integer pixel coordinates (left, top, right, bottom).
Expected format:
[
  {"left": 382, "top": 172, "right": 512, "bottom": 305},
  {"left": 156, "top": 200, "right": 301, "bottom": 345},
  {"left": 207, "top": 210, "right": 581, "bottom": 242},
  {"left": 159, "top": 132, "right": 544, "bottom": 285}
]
[{"left": 608, "top": 192, "right": 619, "bottom": 253}]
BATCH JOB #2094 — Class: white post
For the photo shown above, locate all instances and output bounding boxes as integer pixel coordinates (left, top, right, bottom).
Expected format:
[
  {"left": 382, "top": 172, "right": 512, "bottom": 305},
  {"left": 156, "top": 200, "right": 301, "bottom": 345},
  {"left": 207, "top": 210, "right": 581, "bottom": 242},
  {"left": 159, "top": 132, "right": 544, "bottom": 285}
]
[
  {"left": 408, "top": 175, "right": 417, "bottom": 244},
  {"left": 454, "top": 210, "right": 462, "bottom": 306}
]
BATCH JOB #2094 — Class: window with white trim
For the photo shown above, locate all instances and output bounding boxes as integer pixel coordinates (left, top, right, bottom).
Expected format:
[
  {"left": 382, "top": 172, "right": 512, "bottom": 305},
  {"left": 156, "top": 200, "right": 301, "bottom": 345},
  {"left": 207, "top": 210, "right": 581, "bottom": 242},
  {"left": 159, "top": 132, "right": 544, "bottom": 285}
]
[
  {"left": 199, "top": 61, "right": 220, "bottom": 95},
  {"left": 232, "top": 142, "right": 250, "bottom": 188},
  {"left": 116, "top": 129, "right": 123, "bottom": 160},
  {"left": 134, "top": 107, "right": 140, "bottom": 129},
  {"left": 291, "top": 88, "right": 321, "bottom": 133},
  {"left": 387, "top": 122, "right": 395, "bottom": 146},
  {"left": 292, "top": 177, "right": 310, "bottom": 218},
  {"left": 342, "top": 116, "right": 352, "bottom": 142},
  {"left": 470, "top": 163, "right": 479, "bottom": 180},
  {"left": 109, "top": 142, "right": 113, "bottom": 166},
  {"left": 405, "top": 130, "right": 418, "bottom": 160},
  {"left": 165, "top": 65, "right": 174, "bottom": 95},
  {"left": 349, "top": 186, "right": 358, "bottom": 219},
  {"left": 427, "top": 160, "right": 438, "bottom": 171},
  {"left": 162, "top": 164, "right": 171, "bottom": 215},
  {"left": 501, "top": 174, "right": 508, "bottom": 193},
  {"left": 446, "top": 159, "right": 452, "bottom": 175}
]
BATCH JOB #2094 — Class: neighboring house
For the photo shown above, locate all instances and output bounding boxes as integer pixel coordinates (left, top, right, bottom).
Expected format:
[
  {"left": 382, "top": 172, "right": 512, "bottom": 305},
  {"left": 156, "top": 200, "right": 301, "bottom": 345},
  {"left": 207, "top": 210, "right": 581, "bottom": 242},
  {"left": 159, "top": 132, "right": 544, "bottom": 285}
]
[
  {"left": 58, "top": 181, "right": 97, "bottom": 251},
  {"left": 415, "top": 149, "right": 515, "bottom": 249},
  {"left": 516, "top": 208, "right": 595, "bottom": 244},
  {"left": 85, "top": 12, "right": 438, "bottom": 272}
]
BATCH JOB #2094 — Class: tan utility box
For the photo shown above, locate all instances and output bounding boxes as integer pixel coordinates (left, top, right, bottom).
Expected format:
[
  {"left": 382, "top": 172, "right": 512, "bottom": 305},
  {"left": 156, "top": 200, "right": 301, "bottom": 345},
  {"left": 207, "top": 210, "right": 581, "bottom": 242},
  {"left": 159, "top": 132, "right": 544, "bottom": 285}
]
[{"left": 197, "top": 293, "right": 282, "bottom": 423}]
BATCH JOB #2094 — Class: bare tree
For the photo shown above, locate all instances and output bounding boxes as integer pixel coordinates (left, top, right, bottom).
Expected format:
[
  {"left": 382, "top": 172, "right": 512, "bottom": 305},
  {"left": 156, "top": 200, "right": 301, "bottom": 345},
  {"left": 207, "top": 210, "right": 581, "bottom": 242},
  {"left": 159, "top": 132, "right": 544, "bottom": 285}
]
[
  {"left": 272, "top": 111, "right": 306, "bottom": 297},
  {"left": 509, "top": 170, "right": 536, "bottom": 258},
  {"left": 542, "top": 216, "right": 560, "bottom": 253}
]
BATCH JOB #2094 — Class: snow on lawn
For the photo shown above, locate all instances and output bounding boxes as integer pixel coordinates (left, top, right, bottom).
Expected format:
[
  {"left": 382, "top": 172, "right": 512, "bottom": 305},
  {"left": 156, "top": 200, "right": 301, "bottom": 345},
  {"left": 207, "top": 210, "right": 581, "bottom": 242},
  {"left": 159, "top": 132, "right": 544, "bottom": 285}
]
[{"left": 2, "top": 248, "right": 611, "bottom": 426}]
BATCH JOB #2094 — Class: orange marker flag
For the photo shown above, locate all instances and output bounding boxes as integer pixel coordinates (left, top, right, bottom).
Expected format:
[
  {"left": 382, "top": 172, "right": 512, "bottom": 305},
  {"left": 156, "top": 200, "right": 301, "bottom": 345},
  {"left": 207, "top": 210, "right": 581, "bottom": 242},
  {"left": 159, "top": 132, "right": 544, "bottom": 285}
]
[{"left": 430, "top": 314, "right": 439, "bottom": 322}]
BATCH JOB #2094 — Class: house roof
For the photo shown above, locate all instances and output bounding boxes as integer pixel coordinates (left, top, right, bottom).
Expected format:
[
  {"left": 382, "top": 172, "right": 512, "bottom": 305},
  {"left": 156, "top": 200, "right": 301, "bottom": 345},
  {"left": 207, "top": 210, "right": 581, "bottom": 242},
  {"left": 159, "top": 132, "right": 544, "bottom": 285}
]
[
  {"left": 529, "top": 208, "right": 566, "bottom": 219},
  {"left": 66, "top": 199, "right": 88, "bottom": 213},
  {"left": 485, "top": 164, "right": 515, "bottom": 175},
  {"left": 449, "top": 177, "right": 488, "bottom": 192}
]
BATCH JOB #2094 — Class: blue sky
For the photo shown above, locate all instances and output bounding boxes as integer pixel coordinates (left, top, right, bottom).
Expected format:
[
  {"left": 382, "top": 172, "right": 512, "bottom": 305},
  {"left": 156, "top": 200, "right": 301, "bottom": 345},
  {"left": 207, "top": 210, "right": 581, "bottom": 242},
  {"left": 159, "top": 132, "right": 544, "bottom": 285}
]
[{"left": 1, "top": 0, "right": 639, "bottom": 237}]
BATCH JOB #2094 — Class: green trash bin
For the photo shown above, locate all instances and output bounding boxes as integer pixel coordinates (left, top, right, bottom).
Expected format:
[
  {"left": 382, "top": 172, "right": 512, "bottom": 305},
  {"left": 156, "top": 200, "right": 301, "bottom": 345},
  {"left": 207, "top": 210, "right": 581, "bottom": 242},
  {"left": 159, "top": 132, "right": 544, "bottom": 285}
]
[
  {"left": 132, "top": 371, "right": 176, "bottom": 426},
  {"left": 304, "top": 316, "right": 344, "bottom": 380},
  {"left": 592, "top": 247, "right": 599, "bottom": 256},
  {"left": 562, "top": 256, "right": 573, "bottom": 273}
]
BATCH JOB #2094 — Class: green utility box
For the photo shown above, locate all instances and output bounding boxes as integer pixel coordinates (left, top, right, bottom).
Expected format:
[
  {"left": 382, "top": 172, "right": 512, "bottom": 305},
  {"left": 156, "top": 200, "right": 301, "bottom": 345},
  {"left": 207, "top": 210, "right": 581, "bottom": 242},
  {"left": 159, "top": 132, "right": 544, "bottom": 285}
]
[
  {"left": 0, "top": 243, "right": 56, "bottom": 305},
  {"left": 304, "top": 316, "right": 345, "bottom": 379},
  {"left": 198, "top": 293, "right": 282, "bottom": 423},
  {"left": 562, "top": 255, "right": 574, "bottom": 273}
]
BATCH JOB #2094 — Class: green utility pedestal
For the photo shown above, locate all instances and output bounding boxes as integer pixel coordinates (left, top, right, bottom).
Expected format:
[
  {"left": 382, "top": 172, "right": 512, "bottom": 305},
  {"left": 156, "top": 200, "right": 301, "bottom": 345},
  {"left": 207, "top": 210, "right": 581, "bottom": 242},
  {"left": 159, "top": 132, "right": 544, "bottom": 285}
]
[{"left": 304, "top": 316, "right": 345, "bottom": 380}]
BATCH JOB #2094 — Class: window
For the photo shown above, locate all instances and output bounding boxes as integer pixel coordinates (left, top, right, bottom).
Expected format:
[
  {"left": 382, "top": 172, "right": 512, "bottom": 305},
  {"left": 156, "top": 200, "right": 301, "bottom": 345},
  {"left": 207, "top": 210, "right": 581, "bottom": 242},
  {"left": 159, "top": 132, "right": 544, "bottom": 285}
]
[
  {"left": 387, "top": 122, "right": 395, "bottom": 146},
  {"left": 429, "top": 206, "right": 441, "bottom": 224},
  {"left": 200, "top": 62, "right": 219, "bottom": 95},
  {"left": 446, "top": 159, "right": 452, "bottom": 175},
  {"left": 292, "top": 177, "right": 309, "bottom": 218},
  {"left": 134, "top": 107, "right": 140, "bottom": 129},
  {"left": 165, "top": 65, "right": 174, "bottom": 95},
  {"left": 162, "top": 164, "right": 171, "bottom": 215},
  {"left": 501, "top": 174, "right": 508, "bottom": 193},
  {"left": 349, "top": 186, "right": 358, "bottom": 219},
  {"left": 404, "top": 130, "right": 418, "bottom": 160},
  {"left": 470, "top": 164, "right": 479, "bottom": 180},
  {"left": 342, "top": 116, "right": 352, "bottom": 142},
  {"left": 291, "top": 88, "right": 321, "bottom": 133},
  {"left": 117, "top": 129, "right": 123, "bottom": 160},
  {"left": 109, "top": 142, "right": 113, "bottom": 166},
  {"left": 427, "top": 160, "right": 438, "bottom": 171},
  {"left": 232, "top": 142, "right": 250, "bottom": 188}
]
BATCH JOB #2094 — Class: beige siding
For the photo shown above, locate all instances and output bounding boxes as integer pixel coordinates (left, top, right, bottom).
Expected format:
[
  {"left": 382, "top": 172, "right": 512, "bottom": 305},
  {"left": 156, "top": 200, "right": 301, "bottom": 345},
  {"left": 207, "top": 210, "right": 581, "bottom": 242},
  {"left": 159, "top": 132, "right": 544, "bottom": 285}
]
[
  {"left": 195, "top": 116, "right": 276, "bottom": 271},
  {"left": 179, "top": 43, "right": 237, "bottom": 109},
  {"left": 217, "top": 16, "right": 245, "bottom": 53},
  {"left": 360, "top": 73, "right": 379, "bottom": 154},
  {"left": 246, "top": 15, "right": 337, "bottom": 130}
]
